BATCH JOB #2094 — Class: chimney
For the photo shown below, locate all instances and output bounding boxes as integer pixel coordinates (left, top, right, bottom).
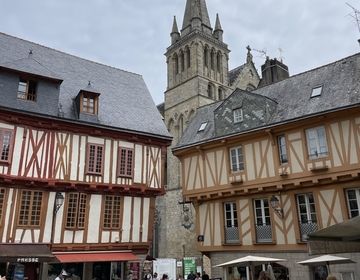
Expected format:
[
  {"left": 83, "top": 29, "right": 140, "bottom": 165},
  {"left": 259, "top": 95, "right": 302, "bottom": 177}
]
[{"left": 259, "top": 57, "right": 289, "bottom": 87}]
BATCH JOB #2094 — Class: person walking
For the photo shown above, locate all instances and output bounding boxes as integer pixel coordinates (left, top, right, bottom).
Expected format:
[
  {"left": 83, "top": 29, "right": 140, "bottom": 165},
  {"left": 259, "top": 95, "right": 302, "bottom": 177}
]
[
  {"left": 187, "top": 271, "right": 196, "bottom": 280},
  {"left": 202, "top": 271, "right": 209, "bottom": 280},
  {"left": 153, "top": 272, "right": 159, "bottom": 280},
  {"left": 55, "top": 270, "right": 71, "bottom": 280}
]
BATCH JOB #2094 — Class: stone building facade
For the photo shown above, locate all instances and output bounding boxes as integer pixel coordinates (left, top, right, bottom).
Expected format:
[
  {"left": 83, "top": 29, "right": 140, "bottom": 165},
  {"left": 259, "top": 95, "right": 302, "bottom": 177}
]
[{"left": 156, "top": 0, "right": 260, "bottom": 265}]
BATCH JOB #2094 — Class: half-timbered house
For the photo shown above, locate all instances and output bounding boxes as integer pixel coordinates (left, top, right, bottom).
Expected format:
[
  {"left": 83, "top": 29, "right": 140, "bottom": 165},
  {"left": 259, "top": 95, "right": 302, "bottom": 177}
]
[
  {"left": 0, "top": 32, "right": 171, "bottom": 280},
  {"left": 173, "top": 53, "right": 360, "bottom": 280}
]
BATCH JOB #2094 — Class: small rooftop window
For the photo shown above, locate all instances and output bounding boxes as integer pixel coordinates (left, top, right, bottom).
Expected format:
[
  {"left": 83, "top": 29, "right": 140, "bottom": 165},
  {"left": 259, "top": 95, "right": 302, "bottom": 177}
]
[
  {"left": 198, "top": 122, "right": 208, "bottom": 132},
  {"left": 233, "top": 108, "right": 243, "bottom": 123},
  {"left": 311, "top": 86, "right": 323, "bottom": 98}
]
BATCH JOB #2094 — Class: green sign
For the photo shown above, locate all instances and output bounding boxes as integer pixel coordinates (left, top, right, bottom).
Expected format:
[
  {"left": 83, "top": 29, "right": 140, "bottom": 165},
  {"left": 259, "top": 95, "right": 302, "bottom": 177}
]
[{"left": 183, "top": 257, "right": 196, "bottom": 279}]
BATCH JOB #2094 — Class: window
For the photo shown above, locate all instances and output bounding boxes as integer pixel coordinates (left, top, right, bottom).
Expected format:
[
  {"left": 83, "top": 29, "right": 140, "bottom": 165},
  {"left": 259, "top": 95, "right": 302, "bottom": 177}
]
[
  {"left": 18, "top": 190, "right": 43, "bottom": 227},
  {"left": 254, "top": 199, "right": 272, "bottom": 242},
  {"left": 82, "top": 93, "right": 98, "bottom": 114},
  {"left": 204, "top": 47, "right": 209, "bottom": 67},
  {"left": 346, "top": 188, "right": 360, "bottom": 218},
  {"left": 311, "top": 86, "right": 323, "bottom": 98},
  {"left": 0, "top": 129, "right": 12, "bottom": 163},
  {"left": 0, "top": 188, "right": 5, "bottom": 223},
  {"left": 218, "top": 88, "right": 224, "bottom": 100},
  {"left": 233, "top": 108, "right": 243, "bottom": 123},
  {"left": 118, "top": 147, "right": 134, "bottom": 178},
  {"left": 217, "top": 52, "right": 222, "bottom": 72},
  {"left": 207, "top": 83, "right": 214, "bottom": 99},
  {"left": 87, "top": 144, "right": 104, "bottom": 175},
  {"left": 224, "top": 202, "right": 239, "bottom": 243},
  {"left": 277, "top": 135, "right": 288, "bottom": 164},
  {"left": 198, "top": 122, "right": 207, "bottom": 132},
  {"left": 103, "top": 195, "right": 121, "bottom": 229},
  {"left": 180, "top": 51, "right": 185, "bottom": 72},
  {"left": 306, "top": 126, "right": 328, "bottom": 159},
  {"left": 211, "top": 50, "right": 215, "bottom": 70},
  {"left": 65, "top": 193, "right": 87, "bottom": 229},
  {"left": 296, "top": 193, "right": 318, "bottom": 241},
  {"left": 230, "top": 146, "right": 244, "bottom": 172},
  {"left": 186, "top": 47, "right": 191, "bottom": 68},
  {"left": 174, "top": 53, "right": 179, "bottom": 74},
  {"left": 17, "top": 79, "right": 37, "bottom": 101}
]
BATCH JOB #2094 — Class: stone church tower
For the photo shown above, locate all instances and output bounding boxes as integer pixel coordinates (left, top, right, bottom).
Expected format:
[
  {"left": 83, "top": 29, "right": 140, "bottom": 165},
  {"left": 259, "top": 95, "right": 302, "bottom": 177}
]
[{"left": 156, "top": 0, "right": 260, "bottom": 265}]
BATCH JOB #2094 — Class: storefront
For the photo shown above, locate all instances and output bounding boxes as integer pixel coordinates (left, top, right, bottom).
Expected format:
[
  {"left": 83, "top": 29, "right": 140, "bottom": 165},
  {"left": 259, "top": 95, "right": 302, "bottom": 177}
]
[
  {"left": 47, "top": 251, "right": 139, "bottom": 280},
  {"left": 0, "top": 244, "right": 57, "bottom": 280}
]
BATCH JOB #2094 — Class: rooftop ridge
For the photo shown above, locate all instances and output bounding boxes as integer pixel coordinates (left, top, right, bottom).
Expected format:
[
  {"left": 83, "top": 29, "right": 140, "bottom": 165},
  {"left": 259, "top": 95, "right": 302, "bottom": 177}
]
[
  {"left": 258, "top": 52, "right": 360, "bottom": 90},
  {"left": 0, "top": 32, "right": 142, "bottom": 78}
]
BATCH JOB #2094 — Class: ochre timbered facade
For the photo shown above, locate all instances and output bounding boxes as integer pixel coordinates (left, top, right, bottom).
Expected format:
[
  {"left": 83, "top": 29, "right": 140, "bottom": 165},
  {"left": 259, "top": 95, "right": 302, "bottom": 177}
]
[
  {"left": 0, "top": 33, "right": 171, "bottom": 280},
  {"left": 173, "top": 53, "right": 360, "bottom": 280}
]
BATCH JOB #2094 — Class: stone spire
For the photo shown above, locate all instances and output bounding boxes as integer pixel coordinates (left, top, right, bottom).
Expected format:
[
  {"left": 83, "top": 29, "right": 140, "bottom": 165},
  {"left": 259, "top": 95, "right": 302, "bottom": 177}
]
[
  {"left": 213, "top": 13, "right": 223, "bottom": 41},
  {"left": 171, "top": 16, "right": 180, "bottom": 44},
  {"left": 246, "top": 45, "right": 253, "bottom": 64},
  {"left": 181, "top": 0, "right": 212, "bottom": 35}
]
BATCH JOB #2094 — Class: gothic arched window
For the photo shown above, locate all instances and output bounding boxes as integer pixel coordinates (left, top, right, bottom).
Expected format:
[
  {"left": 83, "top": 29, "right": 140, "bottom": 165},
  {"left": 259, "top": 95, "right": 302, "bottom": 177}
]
[
  {"left": 186, "top": 46, "right": 191, "bottom": 68},
  {"left": 211, "top": 49, "right": 215, "bottom": 70},
  {"left": 207, "top": 83, "right": 214, "bottom": 99},
  {"left": 180, "top": 50, "right": 185, "bottom": 72},
  {"left": 218, "top": 88, "right": 224, "bottom": 100},
  {"left": 174, "top": 53, "right": 179, "bottom": 74},
  {"left": 217, "top": 51, "right": 222, "bottom": 72},
  {"left": 204, "top": 46, "right": 209, "bottom": 67}
]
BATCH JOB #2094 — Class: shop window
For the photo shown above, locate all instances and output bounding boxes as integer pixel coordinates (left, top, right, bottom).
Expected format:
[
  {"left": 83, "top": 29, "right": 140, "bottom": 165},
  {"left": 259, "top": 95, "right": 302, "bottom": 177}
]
[
  {"left": 65, "top": 193, "right": 87, "bottom": 229},
  {"left": 103, "top": 195, "right": 121, "bottom": 229},
  {"left": 117, "top": 148, "right": 134, "bottom": 178},
  {"left": 18, "top": 190, "right": 43, "bottom": 227},
  {"left": 86, "top": 144, "right": 104, "bottom": 175}
]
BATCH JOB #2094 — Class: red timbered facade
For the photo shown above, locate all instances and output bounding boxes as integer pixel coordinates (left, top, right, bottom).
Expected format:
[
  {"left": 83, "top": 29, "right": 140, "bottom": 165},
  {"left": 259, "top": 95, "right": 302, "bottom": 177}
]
[{"left": 0, "top": 33, "right": 171, "bottom": 280}]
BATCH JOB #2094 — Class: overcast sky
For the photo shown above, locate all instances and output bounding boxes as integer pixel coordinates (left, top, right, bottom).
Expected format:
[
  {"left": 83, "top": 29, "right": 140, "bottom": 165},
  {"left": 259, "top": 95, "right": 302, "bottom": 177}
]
[{"left": 0, "top": 0, "right": 359, "bottom": 105}]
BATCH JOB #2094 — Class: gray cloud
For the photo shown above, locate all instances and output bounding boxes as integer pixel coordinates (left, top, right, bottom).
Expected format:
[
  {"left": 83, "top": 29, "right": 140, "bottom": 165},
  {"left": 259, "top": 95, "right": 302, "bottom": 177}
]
[{"left": 0, "top": 0, "right": 359, "bottom": 105}]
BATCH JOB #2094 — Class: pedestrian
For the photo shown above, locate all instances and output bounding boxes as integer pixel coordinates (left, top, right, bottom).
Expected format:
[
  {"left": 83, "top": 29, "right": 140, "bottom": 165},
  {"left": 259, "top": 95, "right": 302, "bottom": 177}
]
[
  {"left": 202, "top": 271, "right": 209, "bottom": 280},
  {"left": 153, "top": 272, "right": 159, "bottom": 280},
  {"left": 195, "top": 272, "right": 201, "bottom": 280},
  {"left": 187, "top": 271, "right": 196, "bottom": 280},
  {"left": 178, "top": 274, "right": 184, "bottom": 280},
  {"left": 257, "top": 271, "right": 270, "bottom": 280},
  {"left": 55, "top": 270, "right": 71, "bottom": 280},
  {"left": 162, "top": 274, "right": 169, "bottom": 280}
]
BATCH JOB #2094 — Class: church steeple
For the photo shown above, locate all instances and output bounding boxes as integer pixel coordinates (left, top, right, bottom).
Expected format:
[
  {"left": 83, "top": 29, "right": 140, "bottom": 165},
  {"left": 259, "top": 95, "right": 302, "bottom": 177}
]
[
  {"left": 213, "top": 13, "right": 223, "bottom": 41},
  {"left": 181, "top": 0, "right": 212, "bottom": 36},
  {"left": 171, "top": 16, "right": 180, "bottom": 44}
]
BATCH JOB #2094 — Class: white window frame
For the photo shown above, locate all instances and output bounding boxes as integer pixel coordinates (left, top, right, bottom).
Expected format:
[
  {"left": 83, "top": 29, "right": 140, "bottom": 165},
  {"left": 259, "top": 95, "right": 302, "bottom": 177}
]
[
  {"left": 277, "top": 135, "right": 288, "bottom": 164},
  {"left": 224, "top": 202, "right": 238, "bottom": 228},
  {"left": 311, "top": 86, "right": 323, "bottom": 98},
  {"left": 296, "top": 193, "right": 317, "bottom": 224},
  {"left": 233, "top": 108, "right": 243, "bottom": 123},
  {"left": 305, "top": 126, "right": 328, "bottom": 159},
  {"left": 198, "top": 122, "right": 207, "bottom": 132},
  {"left": 346, "top": 188, "right": 360, "bottom": 218},
  {"left": 229, "top": 146, "right": 244, "bottom": 172},
  {"left": 254, "top": 199, "right": 271, "bottom": 226}
]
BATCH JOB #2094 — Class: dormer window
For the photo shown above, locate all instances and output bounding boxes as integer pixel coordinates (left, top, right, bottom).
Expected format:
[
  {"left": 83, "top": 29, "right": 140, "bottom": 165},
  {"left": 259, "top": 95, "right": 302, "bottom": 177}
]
[
  {"left": 17, "top": 79, "right": 37, "bottom": 101},
  {"left": 311, "top": 86, "right": 323, "bottom": 98},
  {"left": 78, "top": 91, "right": 99, "bottom": 115},
  {"left": 233, "top": 108, "right": 243, "bottom": 123}
]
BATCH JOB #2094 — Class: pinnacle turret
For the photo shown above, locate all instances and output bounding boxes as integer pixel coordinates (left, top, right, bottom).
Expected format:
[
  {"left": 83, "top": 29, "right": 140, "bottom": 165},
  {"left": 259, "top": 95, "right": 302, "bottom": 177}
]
[
  {"left": 213, "top": 13, "right": 223, "bottom": 41},
  {"left": 171, "top": 16, "right": 180, "bottom": 44},
  {"left": 181, "top": 0, "right": 212, "bottom": 36}
]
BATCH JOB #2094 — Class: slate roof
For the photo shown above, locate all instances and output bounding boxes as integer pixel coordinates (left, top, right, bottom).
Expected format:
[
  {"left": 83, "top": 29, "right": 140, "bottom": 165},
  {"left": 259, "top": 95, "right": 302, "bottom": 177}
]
[
  {"left": 228, "top": 64, "right": 246, "bottom": 86},
  {"left": 175, "top": 52, "right": 360, "bottom": 149},
  {"left": 0, "top": 32, "right": 171, "bottom": 139}
]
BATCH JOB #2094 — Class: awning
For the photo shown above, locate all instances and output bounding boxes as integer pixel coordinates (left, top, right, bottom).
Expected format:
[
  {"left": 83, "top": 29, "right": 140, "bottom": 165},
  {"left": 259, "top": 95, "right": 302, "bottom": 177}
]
[
  {"left": 0, "top": 244, "right": 57, "bottom": 263},
  {"left": 307, "top": 216, "right": 360, "bottom": 254},
  {"left": 53, "top": 251, "right": 138, "bottom": 263}
]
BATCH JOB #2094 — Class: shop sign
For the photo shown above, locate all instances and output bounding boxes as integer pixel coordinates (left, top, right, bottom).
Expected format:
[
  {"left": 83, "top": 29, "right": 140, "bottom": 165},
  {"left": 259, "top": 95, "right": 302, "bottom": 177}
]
[
  {"left": 16, "top": 257, "right": 39, "bottom": 263},
  {"left": 183, "top": 257, "right": 196, "bottom": 279}
]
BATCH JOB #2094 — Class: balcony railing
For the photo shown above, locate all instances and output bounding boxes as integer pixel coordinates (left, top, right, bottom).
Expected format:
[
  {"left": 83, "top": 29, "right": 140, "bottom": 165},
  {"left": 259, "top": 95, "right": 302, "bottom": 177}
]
[
  {"left": 225, "top": 226, "right": 240, "bottom": 243},
  {"left": 255, "top": 224, "right": 272, "bottom": 243},
  {"left": 299, "top": 222, "right": 318, "bottom": 241}
]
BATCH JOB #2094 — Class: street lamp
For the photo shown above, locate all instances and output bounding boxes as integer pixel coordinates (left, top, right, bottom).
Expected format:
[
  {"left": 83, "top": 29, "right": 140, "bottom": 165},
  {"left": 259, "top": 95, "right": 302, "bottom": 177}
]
[
  {"left": 270, "top": 195, "right": 284, "bottom": 218},
  {"left": 179, "top": 200, "right": 193, "bottom": 229}
]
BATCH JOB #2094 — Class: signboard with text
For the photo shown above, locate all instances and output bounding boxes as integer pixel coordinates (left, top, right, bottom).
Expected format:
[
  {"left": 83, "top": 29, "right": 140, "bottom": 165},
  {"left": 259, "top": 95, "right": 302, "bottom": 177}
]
[{"left": 183, "top": 257, "right": 196, "bottom": 279}]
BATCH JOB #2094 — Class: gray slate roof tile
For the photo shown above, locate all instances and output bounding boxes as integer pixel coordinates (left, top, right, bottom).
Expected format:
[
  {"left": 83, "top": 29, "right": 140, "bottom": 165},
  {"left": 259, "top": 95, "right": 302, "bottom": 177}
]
[
  {"left": 0, "top": 32, "right": 171, "bottom": 139},
  {"left": 176, "top": 52, "right": 360, "bottom": 149}
]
